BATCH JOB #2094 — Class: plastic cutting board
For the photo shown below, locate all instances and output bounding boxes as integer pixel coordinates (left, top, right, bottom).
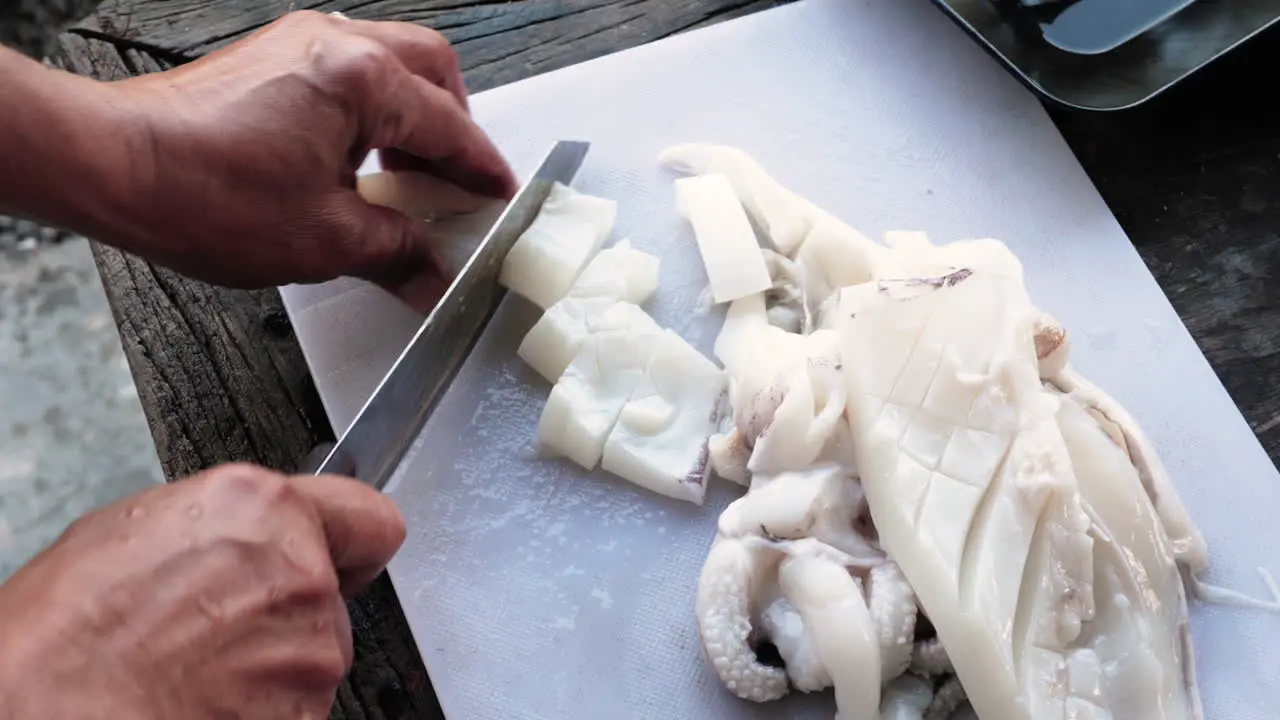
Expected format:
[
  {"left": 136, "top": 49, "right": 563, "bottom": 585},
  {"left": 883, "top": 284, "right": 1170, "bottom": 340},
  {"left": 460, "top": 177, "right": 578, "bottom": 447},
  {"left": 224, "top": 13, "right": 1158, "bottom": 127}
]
[{"left": 278, "top": 0, "right": 1280, "bottom": 716}]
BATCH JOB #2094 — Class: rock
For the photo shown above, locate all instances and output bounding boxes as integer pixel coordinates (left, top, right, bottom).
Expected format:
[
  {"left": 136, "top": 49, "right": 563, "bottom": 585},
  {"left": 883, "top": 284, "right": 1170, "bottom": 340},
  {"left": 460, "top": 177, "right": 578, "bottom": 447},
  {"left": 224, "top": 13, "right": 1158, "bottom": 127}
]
[
  {"left": 38, "top": 226, "right": 60, "bottom": 243},
  {"left": 12, "top": 218, "right": 38, "bottom": 237},
  {"left": 0, "top": 231, "right": 16, "bottom": 249}
]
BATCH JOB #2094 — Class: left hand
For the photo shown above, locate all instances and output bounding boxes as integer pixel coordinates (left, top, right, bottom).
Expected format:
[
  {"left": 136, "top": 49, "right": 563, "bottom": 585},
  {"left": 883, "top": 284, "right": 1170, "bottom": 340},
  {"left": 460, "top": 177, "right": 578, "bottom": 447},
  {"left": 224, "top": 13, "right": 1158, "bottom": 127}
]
[{"left": 94, "top": 11, "right": 517, "bottom": 311}]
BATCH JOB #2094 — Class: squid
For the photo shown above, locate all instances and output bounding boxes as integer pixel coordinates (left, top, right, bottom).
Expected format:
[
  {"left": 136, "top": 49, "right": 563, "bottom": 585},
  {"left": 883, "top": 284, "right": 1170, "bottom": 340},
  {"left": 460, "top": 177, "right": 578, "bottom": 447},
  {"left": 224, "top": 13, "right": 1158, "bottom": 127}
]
[
  {"left": 658, "top": 142, "right": 1276, "bottom": 719},
  {"left": 502, "top": 143, "right": 1276, "bottom": 720},
  {"left": 835, "top": 235, "right": 1264, "bottom": 720},
  {"left": 695, "top": 466, "right": 922, "bottom": 716}
]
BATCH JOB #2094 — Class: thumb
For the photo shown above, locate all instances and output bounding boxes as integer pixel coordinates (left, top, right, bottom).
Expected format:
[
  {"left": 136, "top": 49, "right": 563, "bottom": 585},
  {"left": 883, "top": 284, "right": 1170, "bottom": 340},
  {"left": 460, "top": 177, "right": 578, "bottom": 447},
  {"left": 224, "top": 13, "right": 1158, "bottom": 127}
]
[{"left": 341, "top": 193, "right": 451, "bottom": 314}]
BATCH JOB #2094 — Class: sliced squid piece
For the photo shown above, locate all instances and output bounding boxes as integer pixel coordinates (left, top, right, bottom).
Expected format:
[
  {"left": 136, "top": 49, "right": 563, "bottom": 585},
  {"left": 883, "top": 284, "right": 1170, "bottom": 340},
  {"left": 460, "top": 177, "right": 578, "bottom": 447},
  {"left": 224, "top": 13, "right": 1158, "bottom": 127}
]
[
  {"left": 674, "top": 174, "right": 773, "bottom": 304},
  {"left": 839, "top": 258, "right": 1102, "bottom": 720},
  {"left": 499, "top": 181, "right": 617, "bottom": 309},
  {"left": 518, "top": 298, "right": 659, "bottom": 383},
  {"left": 660, "top": 143, "right": 818, "bottom": 256},
  {"left": 777, "top": 549, "right": 880, "bottom": 720},
  {"left": 566, "top": 238, "right": 661, "bottom": 305},
  {"left": 600, "top": 329, "right": 726, "bottom": 504},
  {"left": 356, "top": 170, "right": 492, "bottom": 220},
  {"left": 537, "top": 327, "right": 661, "bottom": 470},
  {"left": 794, "top": 217, "right": 886, "bottom": 313},
  {"left": 747, "top": 332, "right": 847, "bottom": 476},
  {"left": 714, "top": 292, "right": 790, "bottom": 375}
]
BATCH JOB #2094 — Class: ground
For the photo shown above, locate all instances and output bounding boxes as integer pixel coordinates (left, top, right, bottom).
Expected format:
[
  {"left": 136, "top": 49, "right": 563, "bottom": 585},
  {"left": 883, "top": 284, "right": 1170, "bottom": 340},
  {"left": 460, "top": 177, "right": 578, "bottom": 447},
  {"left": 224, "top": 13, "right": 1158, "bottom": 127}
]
[{"left": 0, "top": 219, "right": 162, "bottom": 580}]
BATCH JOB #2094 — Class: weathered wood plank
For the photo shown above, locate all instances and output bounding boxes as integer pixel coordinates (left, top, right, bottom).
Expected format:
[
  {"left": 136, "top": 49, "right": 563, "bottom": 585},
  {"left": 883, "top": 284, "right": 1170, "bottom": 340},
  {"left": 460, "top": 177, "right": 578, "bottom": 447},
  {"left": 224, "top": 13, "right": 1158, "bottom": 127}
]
[
  {"left": 54, "top": 32, "right": 443, "bottom": 720},
  {"left": 0, "top": 0, "right": 102, "bottom": 58},
  {"left": 78, "top": 0, "right": 789, "bottom": 91}
]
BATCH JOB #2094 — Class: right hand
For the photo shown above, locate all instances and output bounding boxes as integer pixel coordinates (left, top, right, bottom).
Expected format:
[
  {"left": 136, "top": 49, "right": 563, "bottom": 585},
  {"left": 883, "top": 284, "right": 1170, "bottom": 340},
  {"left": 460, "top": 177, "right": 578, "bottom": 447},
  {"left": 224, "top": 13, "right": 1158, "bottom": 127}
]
[
  {"left": 93, "top": 11, "right": 517, "bottom": 312},
  {"left": 0, "top": 462, "right": 406, "bottom": 719}
]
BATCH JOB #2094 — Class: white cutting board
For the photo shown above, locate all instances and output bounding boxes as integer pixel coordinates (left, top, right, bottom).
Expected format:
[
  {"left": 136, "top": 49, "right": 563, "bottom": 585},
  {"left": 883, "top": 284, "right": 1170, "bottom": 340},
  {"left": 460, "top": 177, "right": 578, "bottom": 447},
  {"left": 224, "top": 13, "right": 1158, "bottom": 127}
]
[{"left": 279, "top": 0, "right": 1280, "bottom": 717}]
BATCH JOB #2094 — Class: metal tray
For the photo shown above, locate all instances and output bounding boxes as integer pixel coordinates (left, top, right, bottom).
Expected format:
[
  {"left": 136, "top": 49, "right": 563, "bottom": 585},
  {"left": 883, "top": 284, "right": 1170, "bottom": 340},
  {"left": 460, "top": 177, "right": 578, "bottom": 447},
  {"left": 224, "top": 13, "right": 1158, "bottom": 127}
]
[{"left": 932, "top": 0, "right": 1280, "bottom": 110}]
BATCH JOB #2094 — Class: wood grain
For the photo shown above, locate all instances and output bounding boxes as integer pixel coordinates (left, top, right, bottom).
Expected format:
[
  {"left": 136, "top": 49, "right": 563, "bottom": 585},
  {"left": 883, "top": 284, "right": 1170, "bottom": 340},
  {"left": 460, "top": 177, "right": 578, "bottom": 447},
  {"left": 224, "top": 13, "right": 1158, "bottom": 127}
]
[
  {"left": 0, "top": 0, "right": 102, "bottom": 58},
  {"left": 78, "top": 0, "right": 788, "bottom": 90}
]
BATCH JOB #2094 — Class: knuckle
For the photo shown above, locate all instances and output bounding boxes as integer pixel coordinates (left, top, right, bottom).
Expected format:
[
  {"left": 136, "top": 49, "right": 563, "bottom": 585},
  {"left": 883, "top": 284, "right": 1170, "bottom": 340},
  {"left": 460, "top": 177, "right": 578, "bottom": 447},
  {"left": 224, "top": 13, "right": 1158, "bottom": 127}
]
[
  {"left": 332, "top": 37, "right": 397, "bottom": 89},
  {"left": 420, "top": 26, "right": 458, "bottom": 68},
  {"left": 294, "top": 562, "right": 342, "bottom": 599},
  {"left": 205, "top": 462, "right": 293, "bottom": 506}
]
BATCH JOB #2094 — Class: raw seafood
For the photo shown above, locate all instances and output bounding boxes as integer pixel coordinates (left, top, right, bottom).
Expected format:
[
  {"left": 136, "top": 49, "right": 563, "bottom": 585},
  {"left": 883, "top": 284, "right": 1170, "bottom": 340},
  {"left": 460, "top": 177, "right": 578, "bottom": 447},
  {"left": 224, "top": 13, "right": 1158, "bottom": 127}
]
[
  {"left": 514, "top": 186, "right": 725, "bottom": 504},
  {"left": 537, "top": 328, "right": 660, "bottom": 470},
  {"left": 566, "top": 238, "right": 661, "bottom": 305},
  {"left": 656, "top": 144, "right": 1276, "bottom": 719},
  {"left": 500, "top": 181, "right": 617, "bottom": 309},
  {"left": 838, "top": 245, "right": 1208, "bottom": 719},
  {"left": 600, "top": 329, "right": 726, "bottom": 504},
  {"left": 518, "top": 298, "right": 659, "bottom": 383},
  {"left": 505, "top": 149, "right": 1270, "bottom": 719},
  {"left": 356, "top": 170, "right": 491, "bottom": 220},
  {"left": 674, "top": 173, "right": 773, "bottom": 303}
]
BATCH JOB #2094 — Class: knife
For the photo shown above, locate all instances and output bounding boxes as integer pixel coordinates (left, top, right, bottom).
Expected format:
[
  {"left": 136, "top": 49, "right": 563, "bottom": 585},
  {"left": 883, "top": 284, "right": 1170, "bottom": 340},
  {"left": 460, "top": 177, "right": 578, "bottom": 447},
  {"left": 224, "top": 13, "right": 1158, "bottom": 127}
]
[{"left": 301, "top": 140, "right": 591, "bottom": 489}]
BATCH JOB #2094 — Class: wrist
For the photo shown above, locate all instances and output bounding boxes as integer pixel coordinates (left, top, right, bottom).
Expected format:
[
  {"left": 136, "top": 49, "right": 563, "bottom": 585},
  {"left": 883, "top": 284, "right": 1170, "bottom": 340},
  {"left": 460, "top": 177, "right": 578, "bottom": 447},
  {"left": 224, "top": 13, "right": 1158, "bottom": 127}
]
[{"left": 0, "top": 48, "right": 155, "bottom": 246}]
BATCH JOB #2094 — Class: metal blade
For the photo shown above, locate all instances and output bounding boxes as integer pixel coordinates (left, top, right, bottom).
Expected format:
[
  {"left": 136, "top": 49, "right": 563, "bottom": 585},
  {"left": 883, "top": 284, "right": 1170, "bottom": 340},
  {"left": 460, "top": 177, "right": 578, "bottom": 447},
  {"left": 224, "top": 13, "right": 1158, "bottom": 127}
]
[{"left": 312, "top": 140, "right": 591, "bottom": 489}]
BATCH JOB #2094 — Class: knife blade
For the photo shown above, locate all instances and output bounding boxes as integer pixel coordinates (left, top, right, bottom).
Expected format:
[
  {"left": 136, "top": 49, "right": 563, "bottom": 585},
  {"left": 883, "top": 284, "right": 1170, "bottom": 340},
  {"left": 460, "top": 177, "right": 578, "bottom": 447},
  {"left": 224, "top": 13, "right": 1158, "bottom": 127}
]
[{"left": 308, "top": 140, "right": 591, "bottom": 489}]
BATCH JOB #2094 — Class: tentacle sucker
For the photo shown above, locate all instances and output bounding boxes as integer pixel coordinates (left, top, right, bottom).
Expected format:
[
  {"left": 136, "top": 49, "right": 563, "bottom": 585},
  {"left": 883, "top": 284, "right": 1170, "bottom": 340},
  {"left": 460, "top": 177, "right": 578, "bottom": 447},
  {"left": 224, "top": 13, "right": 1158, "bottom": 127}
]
[
  {"left": 909, "top": 636, "right": 952, "bottom": 677},
  {"left": 759, "top": 596, "right": 831, "bottom": 692},
  {"left": 922, "top": 676, "right": 967, "bottom": 720},
  {"left": 694, "top": 536, "right": 789, "bottom": 702},
  {"left": 864, "top": 562, "right": 917, "bottom": 682}
]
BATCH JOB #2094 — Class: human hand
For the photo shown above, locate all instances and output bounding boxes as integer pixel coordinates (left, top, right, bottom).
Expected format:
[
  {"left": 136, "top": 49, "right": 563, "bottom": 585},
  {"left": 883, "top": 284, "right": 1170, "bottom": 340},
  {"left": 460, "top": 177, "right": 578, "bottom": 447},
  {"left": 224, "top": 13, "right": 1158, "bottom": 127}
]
[
  {"left": 101, "top": 11, "right": 517, "bottom": 312},
  {"left": 0, "top": 463, "right": 405, "bottom": 719}
]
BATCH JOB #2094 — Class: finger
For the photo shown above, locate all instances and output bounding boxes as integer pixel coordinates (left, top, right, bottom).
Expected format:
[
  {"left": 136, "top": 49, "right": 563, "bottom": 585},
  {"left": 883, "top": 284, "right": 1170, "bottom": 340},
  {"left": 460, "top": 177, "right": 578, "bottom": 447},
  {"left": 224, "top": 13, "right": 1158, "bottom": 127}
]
[
  {"left": 287, "top": 473, "right": 406, "bottom": 596},
  {"left": 370, "top": 72, "right": 517, "bottom": 199},
  {"left": 333, "top": 192, "right": 453, "bottom": 313},
  {"left": 343, "top": 18, "right": 470, "bottom": 112},
  {"left": 332, "top": 593, "right": 355, "bottom": 672}
]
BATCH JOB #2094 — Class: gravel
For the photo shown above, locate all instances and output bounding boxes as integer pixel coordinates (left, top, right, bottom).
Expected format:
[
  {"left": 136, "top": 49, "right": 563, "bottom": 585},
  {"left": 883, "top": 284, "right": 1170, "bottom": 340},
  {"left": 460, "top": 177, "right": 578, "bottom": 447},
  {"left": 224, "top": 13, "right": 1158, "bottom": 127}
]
[{"left": 0, "top": 214, "right": 80, "bottom": 251}]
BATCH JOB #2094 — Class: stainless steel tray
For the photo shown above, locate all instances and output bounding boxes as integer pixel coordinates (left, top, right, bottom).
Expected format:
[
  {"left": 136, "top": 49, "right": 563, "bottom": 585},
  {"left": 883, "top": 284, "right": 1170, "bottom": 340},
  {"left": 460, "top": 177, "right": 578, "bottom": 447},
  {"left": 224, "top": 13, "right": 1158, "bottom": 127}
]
[{"left": 932, "top": 0, "right": 1280, "bottom": 110}]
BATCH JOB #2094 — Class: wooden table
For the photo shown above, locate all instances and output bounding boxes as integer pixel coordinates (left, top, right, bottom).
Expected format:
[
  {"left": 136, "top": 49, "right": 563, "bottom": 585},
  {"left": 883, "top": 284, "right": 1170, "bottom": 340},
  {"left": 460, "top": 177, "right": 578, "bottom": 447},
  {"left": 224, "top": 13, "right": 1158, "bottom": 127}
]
[{"left": 51, "top": 1, "right": 1280, "bottom": 718}]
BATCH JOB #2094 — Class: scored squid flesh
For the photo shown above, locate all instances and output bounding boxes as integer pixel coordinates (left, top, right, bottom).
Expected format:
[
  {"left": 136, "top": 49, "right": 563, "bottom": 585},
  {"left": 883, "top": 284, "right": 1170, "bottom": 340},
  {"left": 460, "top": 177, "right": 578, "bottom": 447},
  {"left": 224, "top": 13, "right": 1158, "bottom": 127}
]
[
  {"left": 507, "top": 143, "right": 1277, "bottom": 720},
  {"left": 660, "top": 142, "right": 1279, "bottom": 720},
  {"left": 837, "top": 238, "right": 1217, "bottom": 720}
]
